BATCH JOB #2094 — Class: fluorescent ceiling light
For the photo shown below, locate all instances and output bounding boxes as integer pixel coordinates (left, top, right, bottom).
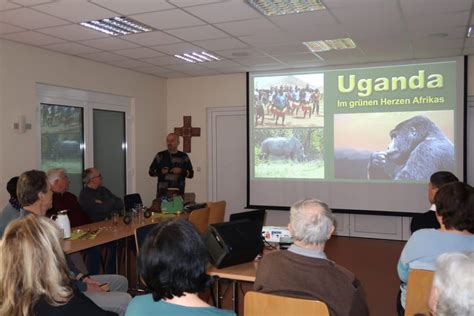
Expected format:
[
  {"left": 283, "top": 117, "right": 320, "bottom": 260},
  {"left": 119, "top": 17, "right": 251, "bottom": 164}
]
[
  {"left": 247, "top": 0, "right": 325, "bottom": 16},
  {"left": 174, "top": 52, "right": 220, "bottom": 63},
  {"left": 303, "top": 38, "right": 357, "bottom": 52},
  {"left": 467, "top": 26, "right": 473, "bottom": 37},
  {"left": 80, "top": 16, "right": 154, "bottom": 36}
]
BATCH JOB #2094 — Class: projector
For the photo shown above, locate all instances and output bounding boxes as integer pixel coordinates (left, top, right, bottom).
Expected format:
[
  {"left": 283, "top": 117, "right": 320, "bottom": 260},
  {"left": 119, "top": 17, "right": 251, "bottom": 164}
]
[{"left": 262, "top": 226, "right": 292, "bottom": 243}]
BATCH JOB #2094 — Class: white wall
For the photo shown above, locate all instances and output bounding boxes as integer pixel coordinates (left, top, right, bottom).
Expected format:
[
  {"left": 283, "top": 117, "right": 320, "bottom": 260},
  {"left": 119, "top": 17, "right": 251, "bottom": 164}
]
[
  {"left": 166, "top": 74, "right": 246, "bottom": 201},
  {"left": 0, "top": 39, "right": 166, "bottom": 207}
]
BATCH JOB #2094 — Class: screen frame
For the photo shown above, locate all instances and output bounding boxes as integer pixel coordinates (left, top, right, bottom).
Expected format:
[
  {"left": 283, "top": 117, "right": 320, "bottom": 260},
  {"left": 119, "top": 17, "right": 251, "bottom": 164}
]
[{"left": 246, "top": 56, "right": 468, "bottom": 217}]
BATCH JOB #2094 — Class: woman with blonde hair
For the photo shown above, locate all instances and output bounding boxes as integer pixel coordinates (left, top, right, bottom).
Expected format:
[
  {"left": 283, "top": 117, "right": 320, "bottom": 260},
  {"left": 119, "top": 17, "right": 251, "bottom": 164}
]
[{"left": 0, "top": 215, "right": 115, "bottom": 316}]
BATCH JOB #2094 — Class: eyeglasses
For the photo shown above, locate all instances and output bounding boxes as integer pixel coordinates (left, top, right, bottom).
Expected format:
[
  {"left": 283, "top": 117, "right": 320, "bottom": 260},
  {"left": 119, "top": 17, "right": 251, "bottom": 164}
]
[{"left": 92, "top": 174, "right": 102, "bottom": 179}]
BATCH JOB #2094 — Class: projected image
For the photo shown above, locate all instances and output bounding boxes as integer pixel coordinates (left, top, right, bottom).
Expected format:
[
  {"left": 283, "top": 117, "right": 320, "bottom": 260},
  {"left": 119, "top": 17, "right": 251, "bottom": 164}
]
[
  {"left": 334, "top": 111, "right": 454, "bottom": 181},
  {"left": 254, "top": 128, "right": 324, "bottom": 179},
  {"left": 253, "top": 74, "right": 324, "bottom": 128}
]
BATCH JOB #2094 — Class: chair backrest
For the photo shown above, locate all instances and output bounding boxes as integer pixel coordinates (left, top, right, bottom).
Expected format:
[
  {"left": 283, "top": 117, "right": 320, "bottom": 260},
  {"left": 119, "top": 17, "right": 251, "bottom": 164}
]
[
  {"left": 207, "top": 200, "right": 226, "bottom": 225},
  {"left": 124, "top": 193, "right": 143, "bottom": 212},
  {"left": 134, "top": 223, "right": 159, "bottom": 256},
  {"left": 404, "top": 269, "right": 435, "bottom": 316},
  {"left": 244, "top": 291, "right": 329, "bottom": 316},
  {"left": 188, "top": 207, "right": 210, "bottom": 235}
]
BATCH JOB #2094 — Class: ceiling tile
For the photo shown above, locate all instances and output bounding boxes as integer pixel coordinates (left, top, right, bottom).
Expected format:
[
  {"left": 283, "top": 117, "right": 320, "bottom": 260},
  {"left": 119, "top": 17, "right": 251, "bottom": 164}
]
[
  {"left": 316, "top": 48, "right": 365, "bottom": 61},
  {"left": 0, "top": 8, "right": 69, "bottom": 29},
  {"left": 405, "top": 11, "right": 470, "bottom": 30},
  {"left": 166, "top": 25, "right": 228, "bottom": 41},
  {"left": 215, "top": 18, "right": 281, "bottom": 37},
  {"left": 168, "top": 0, "right": 225, "bottom": 7},
  {"left": 193, "top": 37, "right": 248, "bottom": 51},
  {"left": 121, "top": 30, "right": 182, "bottom": 46},
  {"left": 38, "top": 24, "right": 108, "bottom": 41},
  {"left": 214, "top": 48, "right": 267, "bottom": 59},
  {"left": 323, "top": 0, "right": 393, "bottom": 9},
  {"left": 400, "top": 0, "right": 472, "bottom": 17},
  {"left": 114, "top": 47, "right": 164, "bottom": 58},
  {"left": 270, "top": 10, "right": 338, "bottom": 30},
  {"left": 273, "top": 53, "right": 322, "bottom": 64},
  {"left": 80, "top": 37, "right": 139, "bottom": 50},
  {"left": 90, "top": 0, "right": 175, "bottom": 15},
  {"left": 11, "top": 0, "right": 54, "bottom": 5},
  {"left": 78, "top": 51, "right": 129, "bottom": 62},
  {"left": 143, "top": 55, "right": 188, "bottom": 66},
  {"left": 237, "top": 56, "right": 281, "bottom": 67},
  {"left": 412, "top": 38, "right": 464, "bottom": 50},
  {"left": 106, "top": 59, "right": 153, "bottom": 69},
  {"left": 185, "top": 1, "right": 261, "bottom": 23},
  {"left": 413, "top": 48, "right": 463, "bottom": 58},
  {"left": 150, "top": 42, "right": 204, "bottom": 55},
  {"left": 0, "top": 0, "right": 20, "bottom": 10},
  {"left": 1, "top": 30, "right": 65, "bottom": 45},
  {"left": 130, "top": 9, "right": 206, "bottom": 30},
  {"left": 200, "top": 59, "right": 244, "bottom": 69},
  {"left": 260, "top": 43, "right": 310, "bottom": 56},
  {"left": 239, "top": 32, "right": 300, "bottom": 47},
  {"left": 33, "top": 1, "right": 117, "bottom": 23},
  {"left": 0, "top": 21, "right": 25, "bottom": 34},
  {"left": 44, "top": 42, "right": 102, "bottom": 55}
]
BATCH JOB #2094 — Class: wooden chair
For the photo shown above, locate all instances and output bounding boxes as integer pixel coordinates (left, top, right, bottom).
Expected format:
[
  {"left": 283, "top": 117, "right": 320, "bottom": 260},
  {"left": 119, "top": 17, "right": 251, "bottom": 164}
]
[
  {"left": 244, "top": 291, "right": 329, "bottom": 316},
  {"left": 188, "top": 207, "right": 210, "bottom": 235},
  {"left": 207, "top": 200, "right": 226, "bottom": 225},
  {"left": 404, "top": 269, "right": 434, "bottom": 316},
  {"left": 133, "top": 223, "right": 158, "bottom": 291}
]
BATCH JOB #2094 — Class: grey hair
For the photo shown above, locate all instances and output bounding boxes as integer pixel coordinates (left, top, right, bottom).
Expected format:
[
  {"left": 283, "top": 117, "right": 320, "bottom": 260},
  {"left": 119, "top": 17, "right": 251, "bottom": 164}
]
[
  {"left": 290, "top": 199, "right": 335, "bottom": 245},
  {"left": 433, "top": 252, "right": 474, "bottom": 316},
  {"left": 47, "top": 168, "right": 66, "bottom": 184}
]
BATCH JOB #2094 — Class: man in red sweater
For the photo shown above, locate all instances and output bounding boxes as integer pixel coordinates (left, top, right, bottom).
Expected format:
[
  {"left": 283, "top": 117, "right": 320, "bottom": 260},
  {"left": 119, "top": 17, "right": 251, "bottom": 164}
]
[
  {"left": 47, "top": 167, "right": 91, "bottom": 227},
  {"left": 254, "top": 199, "right": 369, "bottom": 316}
]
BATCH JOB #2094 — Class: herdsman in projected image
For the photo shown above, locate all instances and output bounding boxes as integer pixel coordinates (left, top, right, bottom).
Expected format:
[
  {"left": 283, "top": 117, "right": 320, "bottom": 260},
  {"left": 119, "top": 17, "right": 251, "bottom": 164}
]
[
  {"left": 334, "top": 112, "right": 455, "bottom": 181},
  {"left": 149, "top": 133, "right": 194, "bottom": 198},
  {"left": 253, "top": 74, "right": 324, "bottom": 128}
]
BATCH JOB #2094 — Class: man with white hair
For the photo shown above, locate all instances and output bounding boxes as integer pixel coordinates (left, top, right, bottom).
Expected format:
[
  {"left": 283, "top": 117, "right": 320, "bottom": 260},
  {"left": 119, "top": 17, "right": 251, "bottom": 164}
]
[
  {"left": 47, "top": 168, "right": 91, "bottom": 227},
  {"left": 254, "top": 199, "right": 368, "bottom": 316},
  {"left": 429, "top": 252, "right": 474, "bottom": 315}
]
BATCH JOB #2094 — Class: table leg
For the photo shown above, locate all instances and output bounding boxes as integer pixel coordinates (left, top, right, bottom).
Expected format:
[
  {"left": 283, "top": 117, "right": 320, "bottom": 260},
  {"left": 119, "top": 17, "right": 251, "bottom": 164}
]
[
  {"left": 215, "top": 277, "right": 220, "bottom": 308},
  {"left": 232, "top": 280, "right": 238, "bottom": 313}
]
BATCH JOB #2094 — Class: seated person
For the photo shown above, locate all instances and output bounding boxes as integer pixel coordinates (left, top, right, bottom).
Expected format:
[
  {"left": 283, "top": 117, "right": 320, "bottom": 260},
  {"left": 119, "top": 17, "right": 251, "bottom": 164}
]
[
  {"left": 79, "top": 167, "right": 124, "bottom": 274},
  {"left": 254, "top": 199, "right": 369, "bottom": 316},
  {"left": 0, "top": 215, "right": 116, "bottom": 316},
  {"left": 397, "top": 182, "right": 474, "bottom": 315},
  {"left": 428, "top": 252, "right": 474, "bottom": 315},
  {"left": 47, "top": 168, "right": 91, "bottom": 227},
  {"left": 79, "top": 168, "right": 124, "bottom": 222},
  {"left": 125, "top": 219, "right": 235, "bottom": 316},
  {"left": 14, "top": 170, "right": 132, "bottom": 316},
  {"left": 410, "top": 171, "right": 459, "bottom": 233},
  {"left": 0, "top": 176, "right": 20, "bottom": 237},
  {"left": 47, "top": 167, "right": 98, "bottom": 275}
]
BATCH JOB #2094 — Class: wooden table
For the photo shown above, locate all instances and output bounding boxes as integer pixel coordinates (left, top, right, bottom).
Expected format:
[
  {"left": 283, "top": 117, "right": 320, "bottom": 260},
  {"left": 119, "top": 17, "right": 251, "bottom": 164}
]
[
  {"left": 207, "top": 258, "right": 261, "bottom": 312},
  {"left": 208, "top": 260, "right": 258, "bottom": 282},
  {"left": 63, "top": 213, "right": 185, "bottom": 254}
]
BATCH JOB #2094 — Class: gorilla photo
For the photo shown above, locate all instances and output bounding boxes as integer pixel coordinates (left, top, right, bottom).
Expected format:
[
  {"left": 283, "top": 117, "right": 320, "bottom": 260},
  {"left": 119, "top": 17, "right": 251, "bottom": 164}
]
[{"left": 367, "top": 115, "right": 455, "bottom": 181}]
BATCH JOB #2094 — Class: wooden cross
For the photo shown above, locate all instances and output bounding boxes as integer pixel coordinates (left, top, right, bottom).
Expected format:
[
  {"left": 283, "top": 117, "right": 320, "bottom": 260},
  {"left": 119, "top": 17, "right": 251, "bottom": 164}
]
[{"left": 174, "top": 116, "right": 201, "bottom": 153}]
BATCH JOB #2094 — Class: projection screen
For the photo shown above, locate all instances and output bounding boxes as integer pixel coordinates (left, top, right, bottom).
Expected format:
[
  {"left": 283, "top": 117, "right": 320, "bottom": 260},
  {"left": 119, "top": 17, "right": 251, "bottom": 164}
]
[{"left": 247, "top": 57, "right": 465, "bottom": 215}]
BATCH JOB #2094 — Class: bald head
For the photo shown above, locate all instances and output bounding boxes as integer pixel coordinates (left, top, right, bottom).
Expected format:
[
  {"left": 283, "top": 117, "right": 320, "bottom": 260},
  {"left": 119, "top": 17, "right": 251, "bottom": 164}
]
[{"left": 166, "top": 133, "right": 180, "bottom": 153}]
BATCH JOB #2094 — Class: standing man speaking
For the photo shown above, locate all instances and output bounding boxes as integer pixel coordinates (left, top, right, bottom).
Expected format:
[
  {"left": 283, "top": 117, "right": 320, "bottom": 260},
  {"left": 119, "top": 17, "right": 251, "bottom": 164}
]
[{"left": 149, "top": 133, "right": 194, "bottom": 198}]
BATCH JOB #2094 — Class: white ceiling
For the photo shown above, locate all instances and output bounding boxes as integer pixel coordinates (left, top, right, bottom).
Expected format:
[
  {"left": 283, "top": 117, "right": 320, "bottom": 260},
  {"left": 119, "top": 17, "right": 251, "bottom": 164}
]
[{"left": 0, "top": 0, "right": 473, "bottom": 78}]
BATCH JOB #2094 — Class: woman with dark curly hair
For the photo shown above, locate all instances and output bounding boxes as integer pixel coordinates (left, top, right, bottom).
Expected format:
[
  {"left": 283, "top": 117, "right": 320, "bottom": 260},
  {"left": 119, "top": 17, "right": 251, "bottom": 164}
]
[
  {"left": 125, "top": 219, "right": 235, "bottom": 316},
  {"left": 396, "top": 181, "right": 474, "bottom": 315}
]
